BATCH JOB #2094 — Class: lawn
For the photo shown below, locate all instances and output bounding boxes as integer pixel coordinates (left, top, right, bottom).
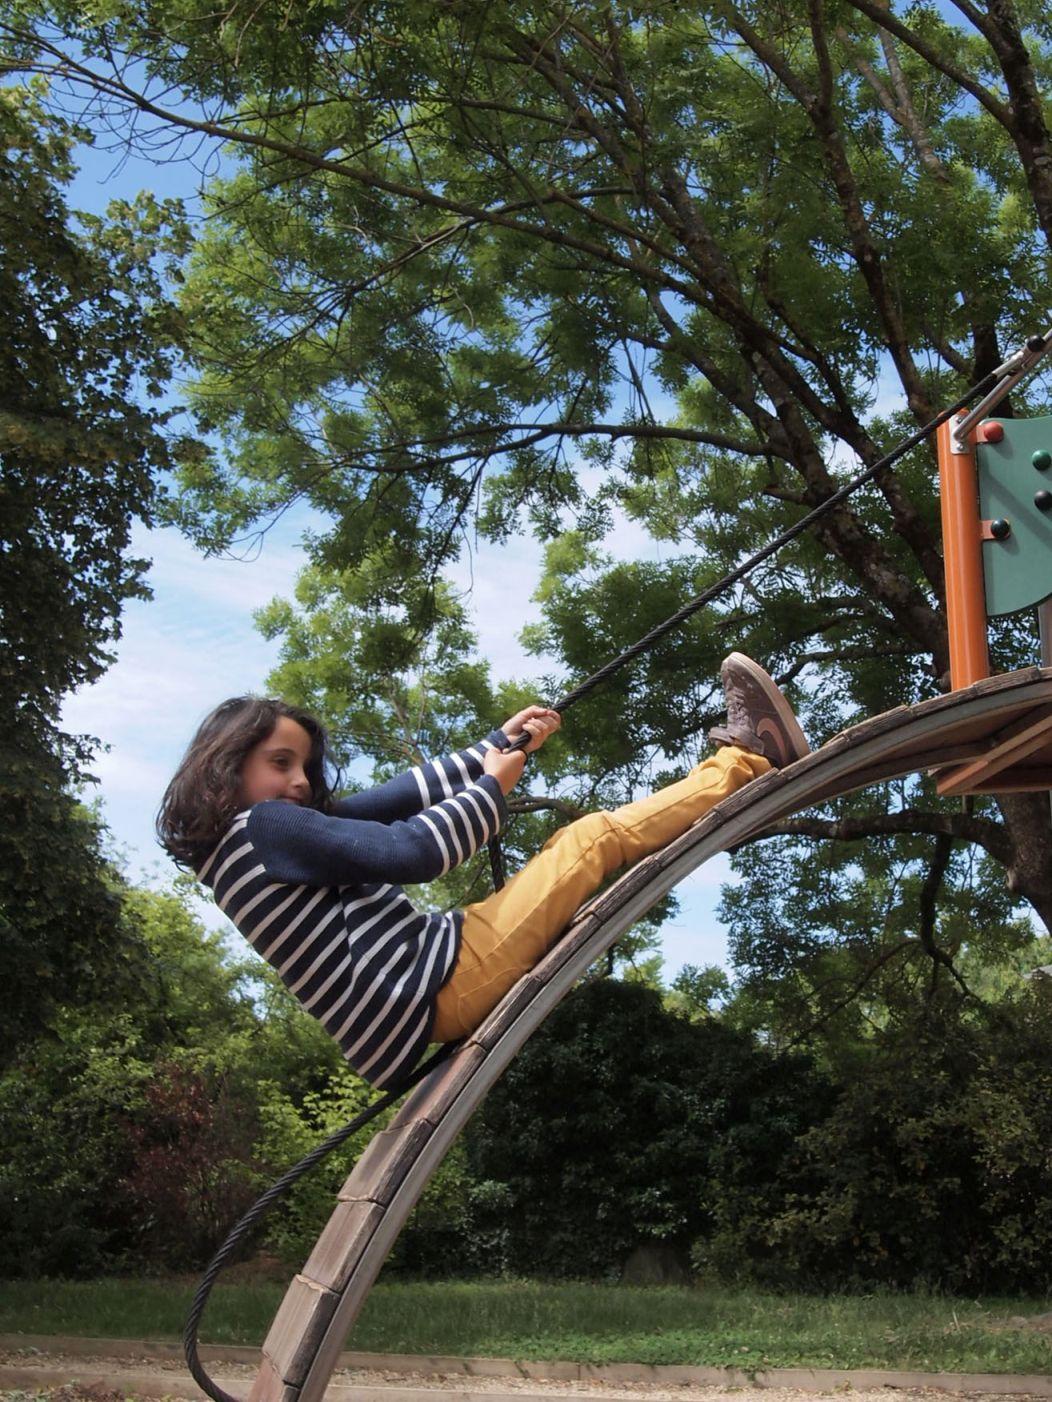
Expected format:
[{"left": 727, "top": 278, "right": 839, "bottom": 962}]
[{"left": 1, "top": 1278, "right": 1051, "bottom": 1374}]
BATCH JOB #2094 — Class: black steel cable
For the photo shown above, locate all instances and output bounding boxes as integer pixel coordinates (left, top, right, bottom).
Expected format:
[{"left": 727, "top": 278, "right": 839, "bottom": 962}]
[
  {"left": 183, "top": 1039, "right": 460, "bottom": 1402},
  {"left": 489, "top": 363, "right": 1012, "bottom": 882}
]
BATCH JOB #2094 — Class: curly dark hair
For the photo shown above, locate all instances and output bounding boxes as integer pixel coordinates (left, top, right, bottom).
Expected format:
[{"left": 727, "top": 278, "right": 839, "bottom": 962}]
[{"left": 157, "top": 696, "right": 337, "bottom": 868}]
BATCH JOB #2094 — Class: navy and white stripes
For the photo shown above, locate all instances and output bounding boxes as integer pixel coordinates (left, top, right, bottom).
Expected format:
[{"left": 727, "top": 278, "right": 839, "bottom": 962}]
[{"left": 195, "top": 732, "right": 508, "bottom": 1089}]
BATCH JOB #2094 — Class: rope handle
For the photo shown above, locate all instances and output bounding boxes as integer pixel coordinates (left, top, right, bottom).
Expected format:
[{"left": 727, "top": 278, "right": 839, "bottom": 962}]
[{"left": 486, "top": 733, "right": 530, "bottom": 887}]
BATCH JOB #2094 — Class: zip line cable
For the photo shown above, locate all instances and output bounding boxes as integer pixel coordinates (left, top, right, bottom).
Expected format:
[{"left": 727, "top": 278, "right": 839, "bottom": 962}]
[
  {"left": 186, "top": 334, "right": 1049, "bottom": 1396},
  {"left": 487, "top": 334, "right": 1051, "bottom": 884}
]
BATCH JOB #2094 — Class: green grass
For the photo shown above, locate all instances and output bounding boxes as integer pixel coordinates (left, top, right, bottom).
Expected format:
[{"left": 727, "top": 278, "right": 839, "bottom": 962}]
[{"left": 0, "top": 1278, "right": 1050, "bottom": 1374}]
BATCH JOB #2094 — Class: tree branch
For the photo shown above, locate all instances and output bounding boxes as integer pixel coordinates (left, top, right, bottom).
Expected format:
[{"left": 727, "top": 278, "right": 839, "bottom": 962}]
[
  {"left": 508, "top": 795, "right": 588, "bottom": 820},
  {"left": 788, "top": 937, "right": 916, "bottom": 1046},
  {"left": 841, "top": 0, "right": 1052, "bottom": 244},
  {"left": 749, "top": 808, "right": 1013, "bottom": 867},
  {"left": 913, "top": 830, "right": 977, "bottom": 1002},
  {"left": 774, "top": 642, "right": 919, "bottom": 686},
  {"left": 837, "top": 0, "right": 1010, "bottom": 128},
  {"left": 365, "top": 418, "right": 783, "bottom": 457},
  {"left": 0, "top": 32, "right": 713, "bottom": 308}
]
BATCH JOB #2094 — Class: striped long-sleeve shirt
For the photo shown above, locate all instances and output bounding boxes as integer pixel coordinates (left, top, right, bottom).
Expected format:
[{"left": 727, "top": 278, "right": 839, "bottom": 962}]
[{"left": 195, "top": 731, "right": 509, "bottom": 1089}]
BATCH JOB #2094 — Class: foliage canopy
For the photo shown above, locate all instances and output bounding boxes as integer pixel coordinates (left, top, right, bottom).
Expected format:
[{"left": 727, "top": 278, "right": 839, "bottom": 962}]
[
  {"left": 0, "top": 83, "right": 191, "bottom": 1054},
  {"left": 6, "top": 0, "right": 1052, "bottom": 1045}
]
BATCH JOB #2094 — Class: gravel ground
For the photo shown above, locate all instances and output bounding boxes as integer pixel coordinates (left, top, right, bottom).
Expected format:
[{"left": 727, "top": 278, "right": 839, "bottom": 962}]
[{"left": 0, "top": 1347, "right": 1049, "bottom": 1402}]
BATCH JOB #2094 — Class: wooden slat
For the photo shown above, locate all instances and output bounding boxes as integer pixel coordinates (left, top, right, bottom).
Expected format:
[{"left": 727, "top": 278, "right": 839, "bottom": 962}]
[
  {"left": 337, "top": 1120, "right": 432, "bottom": 1205},
  {"left": 261, "top": 1275, "right": 338, "bottom": 1389},
  {"left": 247, "top": 1351, "right": 298, "bottom": 1402},
  {"left": 950, "top": 765, "right": 1052, "bottom": 793},
  {"left": 567, "top": 849, "right": 667, "bottom": 927},
  {"left": 804, "top": 733, "right": 1043, "bottom": 809},
  {"left": 521, "top": 910, "right": 612, "bottom": 990},
  {"left": 937, "top": 704, "right": 1052, "bottom": 795},
  {"left": 744, "top": 686, "right": 1052, "bottom": 812},
  {"left": 469, "top": 973, "right": 548, "bottom": 1050},
  {"left": 393, "top": 1041, "right": 488, "bottom": 1128},
  {"left": 301, "top": 1200, "right": 384, "bottom": 1294}
]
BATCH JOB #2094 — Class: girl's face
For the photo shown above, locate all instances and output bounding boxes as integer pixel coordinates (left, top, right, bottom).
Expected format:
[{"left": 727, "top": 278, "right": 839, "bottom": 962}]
[{"left": 238, "top": 716, "right": 314, "bottom": 808}]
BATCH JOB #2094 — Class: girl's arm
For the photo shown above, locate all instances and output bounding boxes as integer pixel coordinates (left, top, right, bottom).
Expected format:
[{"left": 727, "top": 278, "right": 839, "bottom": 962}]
[
  {"left": 331, "top": 710, "right": 558, "bottom": 822},
  {"left": 247, "top": 772, "right": 508, "bottom": 887},
  {"left": 330, "top": 731, "right": 508, "bottom": 822}
]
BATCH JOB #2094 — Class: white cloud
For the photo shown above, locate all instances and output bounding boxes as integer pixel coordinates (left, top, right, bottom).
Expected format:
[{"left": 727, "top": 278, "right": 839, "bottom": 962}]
[
  {"left": 141, "top": 525, "right": 307, "bottom": 615},
  {"left": 61, "top": 520, "right": 307, "bottom": 885}
]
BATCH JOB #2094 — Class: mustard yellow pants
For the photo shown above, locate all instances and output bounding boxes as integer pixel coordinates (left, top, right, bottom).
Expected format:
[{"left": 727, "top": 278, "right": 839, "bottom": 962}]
[{"left": 431, "top": 744, "right": 769, "bottom": 1041}]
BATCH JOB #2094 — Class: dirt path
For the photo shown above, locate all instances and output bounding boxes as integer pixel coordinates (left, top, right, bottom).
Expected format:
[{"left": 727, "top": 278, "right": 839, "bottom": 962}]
[{"left": 1, "top": 1344, "right": 1051, "bottom": 1402}]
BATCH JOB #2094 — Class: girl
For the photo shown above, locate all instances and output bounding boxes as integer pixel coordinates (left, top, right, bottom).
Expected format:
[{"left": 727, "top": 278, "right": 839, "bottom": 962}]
[{"left": 158, "top": 653, "right": 807, "bottom": 1089}]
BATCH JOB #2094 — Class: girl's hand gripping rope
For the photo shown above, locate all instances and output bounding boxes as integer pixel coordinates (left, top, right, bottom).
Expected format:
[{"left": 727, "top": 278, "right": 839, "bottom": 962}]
[
  {"left": 484, "top": 706, "right": 561, "bottom": 794},
  {"left": 502, "top": 705, "right": 562, "bottom": 752}
]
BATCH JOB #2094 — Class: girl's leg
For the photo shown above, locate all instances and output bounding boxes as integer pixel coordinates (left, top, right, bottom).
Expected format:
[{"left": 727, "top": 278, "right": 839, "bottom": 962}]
[{"left": 432, "top": 744, "right": 769, "bottom": 1040}]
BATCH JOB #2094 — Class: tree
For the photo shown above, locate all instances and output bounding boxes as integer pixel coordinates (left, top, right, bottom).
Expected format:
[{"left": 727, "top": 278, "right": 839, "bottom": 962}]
[
  {"left": 0, "top": 81, "right": 188, "bottom": 748},
  {"left": 0, "top": 876, "right": 363, "bottom": 1276},
  {"left": 0, "top": 881, "right": 247, "bottom": 1275},
  {"left": 0, "top": 81, "right": 192, "bottom": 1053},
  {"left": 709, "top": 989, "right": 1052, "bottom": 1292},
  {"left": 7, "top": 0, "right": 1052, "bottom": 1028}
]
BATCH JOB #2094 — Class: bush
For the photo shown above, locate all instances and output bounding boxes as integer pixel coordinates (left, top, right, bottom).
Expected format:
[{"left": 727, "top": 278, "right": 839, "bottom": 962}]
[
  {"left": 0, "top": 881, "right": 307, "bottom": 1276},
  {"left": 119, "top": 1062, "right": 262, "bottom": 1270},
  {"left": 466, "top": 977, "right": 830, "bottom": 1279},
  {"left": 0, "top": 1008, "right": 153, "bottom": 1277},
  {"left": 703, "top": 993, "right": 1052, "bottom": 1292},
  {"left": 252, "top": 1071, "right": 478, "bottom": 1276}
]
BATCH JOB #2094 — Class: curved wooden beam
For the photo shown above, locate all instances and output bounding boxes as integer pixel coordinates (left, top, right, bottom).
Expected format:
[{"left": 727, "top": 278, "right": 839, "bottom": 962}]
[{"left": 246, "top": 668, "right": 1052, "bottom": 1402}]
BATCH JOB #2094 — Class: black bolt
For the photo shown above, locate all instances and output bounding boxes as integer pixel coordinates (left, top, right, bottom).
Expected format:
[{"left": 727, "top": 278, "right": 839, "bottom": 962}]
[
  {"left": 1036, "top": 491, "right": 1052, "bottom": 513},
  {"left": 990, "top": 518, "right": 1012, "bottom": 539}
]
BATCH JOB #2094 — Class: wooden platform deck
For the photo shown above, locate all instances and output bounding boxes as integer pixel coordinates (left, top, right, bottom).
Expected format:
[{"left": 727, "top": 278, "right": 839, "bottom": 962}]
[{"left": 241, "top": 668, "right": 1052, "bottom": 1402}]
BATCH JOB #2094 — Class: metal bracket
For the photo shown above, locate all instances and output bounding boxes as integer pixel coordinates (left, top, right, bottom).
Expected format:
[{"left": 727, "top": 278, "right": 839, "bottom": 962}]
[{"left": 951, "top": 330, "right": 1052, "bottom": 454}]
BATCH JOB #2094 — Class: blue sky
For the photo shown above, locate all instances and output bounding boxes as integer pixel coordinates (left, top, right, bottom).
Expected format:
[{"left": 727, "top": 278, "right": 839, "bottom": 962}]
[{"left": 58, "top": 125, "right": 743, "bottom": 978}]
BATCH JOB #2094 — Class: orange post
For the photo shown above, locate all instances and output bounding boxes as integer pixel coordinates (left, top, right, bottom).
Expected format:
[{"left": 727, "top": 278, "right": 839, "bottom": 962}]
[{"left": 937, "top": 417, "right": 990, "bottom": 689}]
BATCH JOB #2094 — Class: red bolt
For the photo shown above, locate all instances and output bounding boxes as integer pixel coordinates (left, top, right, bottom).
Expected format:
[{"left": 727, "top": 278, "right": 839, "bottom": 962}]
[{"left": 976, "top": 421, "right": 1005, "bottom": 443}]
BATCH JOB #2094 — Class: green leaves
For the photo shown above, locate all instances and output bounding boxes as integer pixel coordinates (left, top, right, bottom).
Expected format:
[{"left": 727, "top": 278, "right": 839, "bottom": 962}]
[
  {"left": 10, "top": 0, "right": 1052, "bottom": 1053},
  {"left": 469, "top": 977, "right": 832, "bottom": 1279},
  {"left": 0, "top": 86, "right": 190, "bottom": 750}
]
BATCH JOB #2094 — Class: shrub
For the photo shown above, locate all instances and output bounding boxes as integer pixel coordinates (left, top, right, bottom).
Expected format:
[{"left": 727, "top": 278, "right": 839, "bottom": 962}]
[
  {"left": 466, "top": 977, "right": 830, "bottom": 1279},
  {"left": 119, "top": 1062, "right": 262, "bottom": 1270},
  {"left": 703, "top": 993, "right": 1052, "bottom": 1292}
]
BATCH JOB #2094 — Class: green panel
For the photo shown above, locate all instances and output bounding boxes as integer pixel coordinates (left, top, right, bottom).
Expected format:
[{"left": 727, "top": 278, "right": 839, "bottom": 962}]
[{"left": 977, "top": 414, "right": 1052, "bottom": 617}]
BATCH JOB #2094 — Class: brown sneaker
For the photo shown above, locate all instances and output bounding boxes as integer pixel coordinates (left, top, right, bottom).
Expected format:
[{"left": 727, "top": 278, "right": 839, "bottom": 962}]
[{"left": 709, "top": 652, "right": 810, "bottom": 768}]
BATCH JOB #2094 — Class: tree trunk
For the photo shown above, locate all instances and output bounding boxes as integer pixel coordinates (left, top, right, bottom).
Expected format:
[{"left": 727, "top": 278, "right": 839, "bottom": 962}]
[{"left": 1000, "top": 794, "right": 1052, "bottom": 932}]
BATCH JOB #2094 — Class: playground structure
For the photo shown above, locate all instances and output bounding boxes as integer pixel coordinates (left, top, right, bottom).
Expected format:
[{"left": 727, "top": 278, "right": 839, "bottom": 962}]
[
  {"left": 937, "top": 400, "right": 1052, "bottom": 794},
  {"left": 186, "top": 337, "right": 1052, "bottom": 1402},
  {"left": 245, "top": 669, "right": 1052, "bottom": 1402}
]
